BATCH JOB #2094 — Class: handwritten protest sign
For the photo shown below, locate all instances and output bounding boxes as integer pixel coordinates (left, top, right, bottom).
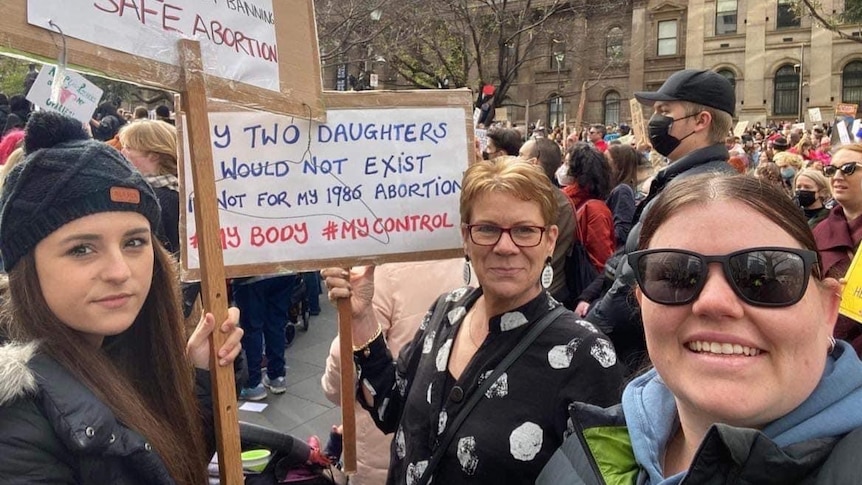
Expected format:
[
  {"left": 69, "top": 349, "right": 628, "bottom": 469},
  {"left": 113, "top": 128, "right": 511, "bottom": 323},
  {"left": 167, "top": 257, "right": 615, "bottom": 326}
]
[
  {"left": 628, "top": 98, "right": 646, "bottom": 143},
  {"left": 840, "top": 247, "right": 862, "bottom": 324},
  {"left": 3, "top": 0, "right": 323, "bottom": 119},
  {"left": 26, "top": 65, "right": 102, "bottom": 123},
  {"left": 29, "top": 0, "right": 278, "bottom": 91},
  {"left": 808, "top": 107, "right": 822, "bottom": 123},
  {"left": 179, "top": 99, "right": 472, "bottom": 278}
]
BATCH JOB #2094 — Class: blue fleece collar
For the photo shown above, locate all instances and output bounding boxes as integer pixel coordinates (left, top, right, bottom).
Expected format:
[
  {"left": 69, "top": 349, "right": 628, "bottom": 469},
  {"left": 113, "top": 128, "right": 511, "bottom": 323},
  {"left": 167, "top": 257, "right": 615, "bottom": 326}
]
[{"left": 622, "top": 341, "right": 862, "bottom": 484}]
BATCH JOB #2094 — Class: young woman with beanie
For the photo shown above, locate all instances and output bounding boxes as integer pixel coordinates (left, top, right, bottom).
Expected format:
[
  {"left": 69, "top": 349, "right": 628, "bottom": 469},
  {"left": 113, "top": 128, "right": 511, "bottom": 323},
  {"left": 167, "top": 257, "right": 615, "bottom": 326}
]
[{"left": 0, "top": 111, "right": 243, "bottom": 484}]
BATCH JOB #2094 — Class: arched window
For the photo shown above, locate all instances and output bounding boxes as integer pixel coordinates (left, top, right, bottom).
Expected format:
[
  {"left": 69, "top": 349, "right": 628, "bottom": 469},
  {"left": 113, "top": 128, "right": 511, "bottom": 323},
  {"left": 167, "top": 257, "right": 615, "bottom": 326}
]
[
  {"left": 717, "top": 69, "right": 736, "bottom": 89},
  {"left": 774, "top": 64, "right": 799, "bottom": 116},
  {"left": 606, "top": 27, "right": 624, "bottom": 59},
  {"left": 604, "top": 91, "right": 621, "bottom": 126},
  {"left": 548, "top": 95, "right": 564, "bottom": 129},
  {"left": 843, "top": 61, "right": 862, "bottom": 106}
]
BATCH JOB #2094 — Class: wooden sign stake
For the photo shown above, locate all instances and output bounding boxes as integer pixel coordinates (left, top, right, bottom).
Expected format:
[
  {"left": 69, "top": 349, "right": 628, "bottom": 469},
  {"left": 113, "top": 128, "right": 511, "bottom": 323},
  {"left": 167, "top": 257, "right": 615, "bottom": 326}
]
[
  {"left": 178, "top": 38, "right": 243, "bottom": 484},
  {"left": 575, "top": 81, "right": 587, "bottom": 136},
  {"left": 338, "top": 297, "right": 357, "bottom": 474}
]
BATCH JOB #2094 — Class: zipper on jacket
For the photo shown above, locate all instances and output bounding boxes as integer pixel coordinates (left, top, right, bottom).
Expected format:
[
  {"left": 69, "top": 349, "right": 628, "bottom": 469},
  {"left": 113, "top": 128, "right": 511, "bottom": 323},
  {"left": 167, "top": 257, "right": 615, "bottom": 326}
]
[{"left": 572, "top": 413, "right": 608, "bottom": 485}]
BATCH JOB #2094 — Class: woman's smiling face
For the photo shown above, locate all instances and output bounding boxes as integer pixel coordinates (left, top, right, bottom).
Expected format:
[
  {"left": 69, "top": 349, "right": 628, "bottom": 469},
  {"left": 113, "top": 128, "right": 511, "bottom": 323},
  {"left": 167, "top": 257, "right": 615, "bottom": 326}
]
[{"left": 638, "top": 200, "right": 837, "bottom": 431}]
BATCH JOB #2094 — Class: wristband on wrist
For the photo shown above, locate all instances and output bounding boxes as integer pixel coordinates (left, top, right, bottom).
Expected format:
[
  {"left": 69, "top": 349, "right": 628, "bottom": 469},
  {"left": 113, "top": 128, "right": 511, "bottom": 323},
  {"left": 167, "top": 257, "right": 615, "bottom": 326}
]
[{"left": 353, "top": 323, "right": 383, "bottom": 358}]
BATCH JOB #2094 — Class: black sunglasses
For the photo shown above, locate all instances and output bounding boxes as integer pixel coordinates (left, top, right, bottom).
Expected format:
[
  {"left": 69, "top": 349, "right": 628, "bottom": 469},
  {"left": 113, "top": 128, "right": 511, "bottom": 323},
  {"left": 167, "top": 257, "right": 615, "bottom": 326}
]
[
  {"left": 628, "top": 247, "right": 820, "bottom": 307},
  {"left": 823, "top": 162, "right": 862, "bottom": 177}
]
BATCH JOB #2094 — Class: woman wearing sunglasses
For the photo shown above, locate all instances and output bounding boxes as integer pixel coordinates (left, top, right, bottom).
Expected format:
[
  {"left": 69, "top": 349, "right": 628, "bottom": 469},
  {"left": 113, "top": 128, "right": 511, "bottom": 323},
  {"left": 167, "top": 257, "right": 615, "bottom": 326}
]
[
  {"left": 814, "top": 142, "right": 862, "bottom": 357},
  {"left": 539, "top": 174, "right": 862, "bottom": 484},
  {"left": 323, "top": 158, "right": 623, "bottom": 484}
]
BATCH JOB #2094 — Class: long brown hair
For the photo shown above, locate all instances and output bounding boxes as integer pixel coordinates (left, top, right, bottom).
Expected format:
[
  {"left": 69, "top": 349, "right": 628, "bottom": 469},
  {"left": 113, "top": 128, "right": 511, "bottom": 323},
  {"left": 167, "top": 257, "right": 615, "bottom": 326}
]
[
  {"left": 1, "top": 239, "right": 207, "bottom": 485},
  {"left": 607, "top": 144, "right": 640, "bottom": 188}
]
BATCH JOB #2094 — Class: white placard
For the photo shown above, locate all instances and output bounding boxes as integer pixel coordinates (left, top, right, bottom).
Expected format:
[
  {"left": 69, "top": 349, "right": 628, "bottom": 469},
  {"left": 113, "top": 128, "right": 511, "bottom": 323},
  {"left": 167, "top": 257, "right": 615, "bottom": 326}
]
[
  {"left": 27, "top": 0, "right": 279, "bottom": 91},
  {"left": 181, "top": 108, "right": 469, "bottom": 273},
  {"left": 808, "top": 107, "right": 822, "bottom": 122},
  {"left": 475, "top": 128, "right": 488, "bottom": 153},
  {"left": 26, "top": 66, "right": 102, "bottom": 123},
  {"left": 837, "top": 120, "right": 851, "bottom": 145}
]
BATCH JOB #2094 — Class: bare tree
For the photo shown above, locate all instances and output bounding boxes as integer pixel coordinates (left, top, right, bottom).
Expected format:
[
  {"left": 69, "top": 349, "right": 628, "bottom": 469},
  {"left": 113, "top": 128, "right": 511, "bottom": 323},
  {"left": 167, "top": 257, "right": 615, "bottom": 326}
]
[
  {"left": 792, "top": 0, "right": 862, "bottom": 44},
  {"left": 314, "top": 0, "right": 630, "bottom": 105},
  {"left": 314, "top": 0, "right": 394, "bottom": 67}
]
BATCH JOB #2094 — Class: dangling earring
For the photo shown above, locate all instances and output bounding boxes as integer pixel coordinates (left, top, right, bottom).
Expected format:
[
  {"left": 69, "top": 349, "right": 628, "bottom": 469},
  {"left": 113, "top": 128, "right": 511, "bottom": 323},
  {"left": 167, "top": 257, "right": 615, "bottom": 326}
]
[
  {"left": 463, "top": 255, "right": 472, "bottom": 285},
  {"left": 540, "top": 256, "right": 553, "bottom": 289},
  {"left": 829, "top": 336, "right": 837, "bottom": 354}
]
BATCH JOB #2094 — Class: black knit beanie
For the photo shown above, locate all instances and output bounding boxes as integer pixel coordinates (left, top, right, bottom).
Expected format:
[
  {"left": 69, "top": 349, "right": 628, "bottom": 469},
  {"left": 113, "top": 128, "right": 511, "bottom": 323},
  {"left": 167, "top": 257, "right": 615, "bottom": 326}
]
[{"left": 0, "top": 111, "right": 161, "bottom": 271}]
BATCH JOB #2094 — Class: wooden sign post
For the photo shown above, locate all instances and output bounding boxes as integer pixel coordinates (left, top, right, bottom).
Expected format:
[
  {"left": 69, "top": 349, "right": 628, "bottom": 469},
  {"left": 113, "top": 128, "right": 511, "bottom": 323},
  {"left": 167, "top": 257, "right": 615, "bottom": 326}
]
[
  {"left": 337, "top": 300, "right": 357, "bottom": 474},
  {"left": 178, "top": 90, "right": 475, "bottom": 476},
  {"left": 574, "top": 82, "right": 587, "bottom": 136},
  {"left": 179, "top": 39, "right": 243, "bottom": 483}
]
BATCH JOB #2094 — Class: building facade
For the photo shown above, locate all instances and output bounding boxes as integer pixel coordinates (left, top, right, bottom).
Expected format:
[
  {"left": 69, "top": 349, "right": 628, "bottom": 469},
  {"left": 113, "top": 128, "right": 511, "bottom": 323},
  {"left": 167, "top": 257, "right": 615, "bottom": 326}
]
[{"left": 507, "top": 0, "right": 862, "bottom": 129}]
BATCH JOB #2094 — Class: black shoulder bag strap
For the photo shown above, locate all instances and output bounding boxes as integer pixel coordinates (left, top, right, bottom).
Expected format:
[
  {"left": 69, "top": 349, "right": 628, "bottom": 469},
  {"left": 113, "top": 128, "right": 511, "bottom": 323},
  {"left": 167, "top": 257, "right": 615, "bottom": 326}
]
[{"left": 416, "top": 305, "right": 567, "bottom": 485}]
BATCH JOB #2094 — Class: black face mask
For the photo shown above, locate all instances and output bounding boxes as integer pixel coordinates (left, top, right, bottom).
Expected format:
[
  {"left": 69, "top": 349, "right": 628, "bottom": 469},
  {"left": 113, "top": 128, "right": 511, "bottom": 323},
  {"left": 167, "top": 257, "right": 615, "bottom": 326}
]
[
  {"left": 647, "top": 113, "right": 697, "bottom": 157},
  {"left": 795, "top": 189, "right": 817, "bottom": 208}
]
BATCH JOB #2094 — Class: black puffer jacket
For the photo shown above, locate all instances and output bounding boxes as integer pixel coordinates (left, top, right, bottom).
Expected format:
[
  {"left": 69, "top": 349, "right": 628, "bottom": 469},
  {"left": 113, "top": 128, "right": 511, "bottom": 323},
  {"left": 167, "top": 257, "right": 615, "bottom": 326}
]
[{"left": 0, "top": 341, "right": 217, "bottom": 484}]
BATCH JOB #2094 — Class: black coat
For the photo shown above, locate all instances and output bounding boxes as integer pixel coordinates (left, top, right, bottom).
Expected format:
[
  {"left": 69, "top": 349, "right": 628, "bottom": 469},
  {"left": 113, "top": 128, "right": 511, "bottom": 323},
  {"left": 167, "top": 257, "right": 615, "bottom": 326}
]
[{"left": 0, "top": 341, "right": 218, "bottom": 484}]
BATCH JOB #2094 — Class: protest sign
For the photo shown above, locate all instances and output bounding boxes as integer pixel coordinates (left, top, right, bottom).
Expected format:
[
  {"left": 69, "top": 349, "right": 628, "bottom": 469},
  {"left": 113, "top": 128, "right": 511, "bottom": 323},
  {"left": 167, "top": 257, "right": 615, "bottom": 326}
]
[
  {"left": 2, "top": 0, "right": 323, "bottom": 119},
  {"left": 629, "top": 98, "right": 646, "bottom": 143},
  {"left": 179, "top": 91, "right": 474, "bottom": 279},
  {"left": 840, "top": 247, "right": 862, "bottom": 324},
  {"left": 808, "top": 107, "right": 822, "bottom": 122},
  {"left": 475, "top": 128, "right": 488, "bottom": 153},
  {"left": 837, "top": 103, "right": 858, "bottom": 118},
  {"left": 733, "top": 121, "right": 749, "bottom": 137},
  {"left": 837, "top": 120, "right": 852, "bottom": 145},
  {"left": 26, "top": 65, "right": 102, "bottom": 123}
]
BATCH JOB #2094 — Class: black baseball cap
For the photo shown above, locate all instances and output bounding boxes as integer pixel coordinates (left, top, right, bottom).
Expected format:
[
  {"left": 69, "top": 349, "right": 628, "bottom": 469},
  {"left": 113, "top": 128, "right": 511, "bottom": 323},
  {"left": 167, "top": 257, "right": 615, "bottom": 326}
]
[{"left": 635, "top": 69, "right": 735, "bottom": 116}]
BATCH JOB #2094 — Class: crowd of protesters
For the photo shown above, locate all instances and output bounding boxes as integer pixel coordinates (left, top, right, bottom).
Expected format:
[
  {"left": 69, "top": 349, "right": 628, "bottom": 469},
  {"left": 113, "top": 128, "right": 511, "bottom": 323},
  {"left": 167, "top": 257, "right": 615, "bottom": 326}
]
[{"left": 3, "top": 63, "right": 862, "bottom": 485}]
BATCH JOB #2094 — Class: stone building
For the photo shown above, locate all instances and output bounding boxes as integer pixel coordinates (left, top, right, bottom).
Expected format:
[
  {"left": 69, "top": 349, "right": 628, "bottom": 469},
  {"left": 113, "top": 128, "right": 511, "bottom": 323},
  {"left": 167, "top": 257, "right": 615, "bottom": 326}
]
[{"left": 507, "top": 0, "right": 862, "bottom": 129}]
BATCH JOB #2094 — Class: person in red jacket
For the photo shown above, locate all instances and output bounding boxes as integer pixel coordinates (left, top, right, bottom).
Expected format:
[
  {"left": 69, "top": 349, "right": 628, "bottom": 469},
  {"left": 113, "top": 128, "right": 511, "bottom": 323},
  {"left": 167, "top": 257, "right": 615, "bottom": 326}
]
[{"left": 561, "top": 143, "right": 615, "bottom": 274}]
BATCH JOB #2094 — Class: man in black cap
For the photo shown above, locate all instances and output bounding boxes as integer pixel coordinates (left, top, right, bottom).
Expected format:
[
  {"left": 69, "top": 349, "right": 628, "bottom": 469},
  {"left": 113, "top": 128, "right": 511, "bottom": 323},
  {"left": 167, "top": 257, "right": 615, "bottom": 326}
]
[{"left": 584, "top": 69, "right": 738, "bottom": 374}]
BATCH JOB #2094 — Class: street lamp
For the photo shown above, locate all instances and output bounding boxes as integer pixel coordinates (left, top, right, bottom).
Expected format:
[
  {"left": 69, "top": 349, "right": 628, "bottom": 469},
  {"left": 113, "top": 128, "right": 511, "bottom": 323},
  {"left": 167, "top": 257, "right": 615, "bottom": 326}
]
[
  {"left": 554, "top": 51, "right": 565, "bottom": 127},
  {"left": 796, "top": 43, "right": 805, "bottom": 123}
]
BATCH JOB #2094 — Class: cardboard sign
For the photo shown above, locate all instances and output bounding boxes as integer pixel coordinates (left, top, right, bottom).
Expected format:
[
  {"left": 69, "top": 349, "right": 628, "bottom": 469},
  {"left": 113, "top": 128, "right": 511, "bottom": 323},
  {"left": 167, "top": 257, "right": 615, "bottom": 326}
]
[
  {"left": 30, "top": 0, "right": 279, "bottom": 91},
  {"left": 808, "top": 107, "right": 822, "bottom": 122},
  {"left": 26, "top": 65, "right": 102, "bottom": 123},
  {"left": 179, "top": 92, "right": 474, "bottom": 278},
  {"left": 2, "top": 0, "right": 324, "bottom": 119},
  {"left": 837, "top": 103, "right": 858, "bottom": 118},
  {"left": 628, "top": 98, "right": 646, "bottom": 143},
  {"left": 840, "top": 247, "right": 862, "bottom": 324},
  {"left": 733, "top": 120, "right": 749, "bottom": 137}
]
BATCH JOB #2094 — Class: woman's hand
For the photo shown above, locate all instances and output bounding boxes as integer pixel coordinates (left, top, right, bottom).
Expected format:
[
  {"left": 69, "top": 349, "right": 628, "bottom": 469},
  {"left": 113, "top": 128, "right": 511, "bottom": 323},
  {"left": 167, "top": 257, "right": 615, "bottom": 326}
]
[
  {"left": 321, "top": 266, "right": 375, "bottom": 319},
  {"left": 321, "top": 266, "right": 379, "bottom": 346},
  {"left": 186, "top": 307, "right": 243, "bottom": 370},
  {"left": 574, "top": 301, "right": 590, "bottom": 318}
]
